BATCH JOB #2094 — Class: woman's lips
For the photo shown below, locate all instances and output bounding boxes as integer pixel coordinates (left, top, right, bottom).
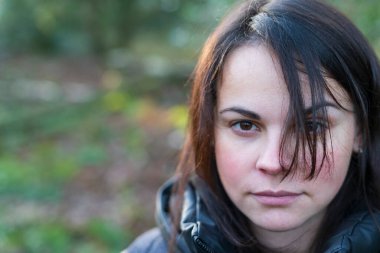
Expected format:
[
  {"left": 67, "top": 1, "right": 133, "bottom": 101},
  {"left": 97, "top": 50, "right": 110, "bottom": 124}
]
[{"left": 252, "top": 191, "right": 302, "bottom": 206}]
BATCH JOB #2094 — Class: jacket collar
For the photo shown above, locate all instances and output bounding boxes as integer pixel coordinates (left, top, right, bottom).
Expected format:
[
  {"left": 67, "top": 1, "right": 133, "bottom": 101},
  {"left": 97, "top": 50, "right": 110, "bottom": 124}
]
[{"left": 156, "top": 177, "right": 236, "bottom": 253}]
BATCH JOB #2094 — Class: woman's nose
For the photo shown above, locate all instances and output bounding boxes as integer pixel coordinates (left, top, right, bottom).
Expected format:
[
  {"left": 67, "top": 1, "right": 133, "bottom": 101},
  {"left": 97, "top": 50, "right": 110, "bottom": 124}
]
[{"left": 256, "top": 134, "right": 285, "bottom": 175}]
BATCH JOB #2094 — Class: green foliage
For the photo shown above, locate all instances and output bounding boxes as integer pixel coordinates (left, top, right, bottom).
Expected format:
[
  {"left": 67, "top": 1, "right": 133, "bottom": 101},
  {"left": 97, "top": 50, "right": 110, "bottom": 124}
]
[
  {"left": 86, "top": 219, "right": 126, "bottom": 249},
  {"left": 16, "top": 223, "right": 71, "bottom": 253},
  {"left": 0, "top": 220, "right": 127, "bottom": 253},
  {"left": 0, "top": 0, "right": 235, "bottom": 54},
  {"left": 329, "top": 0, "right": 380, "bottom": 55}
]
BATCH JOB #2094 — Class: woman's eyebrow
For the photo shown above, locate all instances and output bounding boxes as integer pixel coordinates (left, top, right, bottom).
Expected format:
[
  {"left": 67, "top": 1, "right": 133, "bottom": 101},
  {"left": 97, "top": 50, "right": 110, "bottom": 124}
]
[
  {"left": 304, "top": 102, "right": 339, "bottom": 114},
  {"left": 219, "top": 107, "right": 261, "bottom": 120}
]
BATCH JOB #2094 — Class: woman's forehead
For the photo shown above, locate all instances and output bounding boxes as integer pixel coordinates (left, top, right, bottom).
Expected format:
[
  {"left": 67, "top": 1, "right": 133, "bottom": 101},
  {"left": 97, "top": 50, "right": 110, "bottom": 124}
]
[
  {"left": 299, "top": 73, "right": 352, "bottom": 109},
  {"left": 218, "top": 45, "right": 352, "bottom": 110}
]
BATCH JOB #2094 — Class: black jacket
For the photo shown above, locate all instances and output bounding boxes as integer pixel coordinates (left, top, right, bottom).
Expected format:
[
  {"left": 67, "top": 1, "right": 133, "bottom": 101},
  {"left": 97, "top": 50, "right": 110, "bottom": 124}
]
[{"left": 127, "top": 177, "right": 380, "bottom": 253}]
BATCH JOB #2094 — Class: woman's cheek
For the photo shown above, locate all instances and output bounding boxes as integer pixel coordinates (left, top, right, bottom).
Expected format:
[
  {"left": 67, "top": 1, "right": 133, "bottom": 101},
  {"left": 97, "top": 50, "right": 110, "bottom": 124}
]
[
  {"left": 216, "top": 140, "right": 252, "bottom": 186},
  {"left": 314, "top": 143, "right": 352, "bottom": 183}
]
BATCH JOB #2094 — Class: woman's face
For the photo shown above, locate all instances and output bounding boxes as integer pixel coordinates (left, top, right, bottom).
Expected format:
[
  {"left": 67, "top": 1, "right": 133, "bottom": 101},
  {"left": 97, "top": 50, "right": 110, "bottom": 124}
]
[{"left": 214, "top": 45, "right": 359, "bottom": 246}]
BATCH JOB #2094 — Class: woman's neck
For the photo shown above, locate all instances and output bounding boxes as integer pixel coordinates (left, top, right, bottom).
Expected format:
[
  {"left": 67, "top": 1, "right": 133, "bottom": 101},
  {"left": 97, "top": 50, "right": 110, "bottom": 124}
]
[
  {"left": 255, "top": 229, "right": 317, "bottom": 253},
  {"left": 252, "top": 214, "right": 323, "bottom": 253}
]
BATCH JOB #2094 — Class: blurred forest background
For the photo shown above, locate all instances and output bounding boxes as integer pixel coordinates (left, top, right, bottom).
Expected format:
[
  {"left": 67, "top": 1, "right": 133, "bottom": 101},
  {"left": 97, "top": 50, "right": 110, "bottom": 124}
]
[{"left": 0, "top": 0, "right": 378, "bottom": 252}]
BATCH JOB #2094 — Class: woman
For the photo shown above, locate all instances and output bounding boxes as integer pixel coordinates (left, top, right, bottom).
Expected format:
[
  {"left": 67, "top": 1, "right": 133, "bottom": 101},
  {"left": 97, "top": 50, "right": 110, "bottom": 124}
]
[{"left": 126, "top": 0, "right": 380, "bottom": 252}]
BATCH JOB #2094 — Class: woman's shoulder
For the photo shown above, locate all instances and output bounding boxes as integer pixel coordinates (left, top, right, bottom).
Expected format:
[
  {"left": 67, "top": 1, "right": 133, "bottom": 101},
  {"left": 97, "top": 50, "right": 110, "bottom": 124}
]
[
  {"left": 324, "top": 211, "right": 380, "bottom": 252},
  {"left": 123, "top": 227, "right": 168, "bottom": 253}
]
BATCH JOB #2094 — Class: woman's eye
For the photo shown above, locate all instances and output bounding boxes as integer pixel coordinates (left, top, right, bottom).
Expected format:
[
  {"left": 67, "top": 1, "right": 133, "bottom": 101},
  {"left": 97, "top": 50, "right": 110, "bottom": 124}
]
[
  {"left": 231, "top": 120, "right": 259, "bottom": 134},
  {"left": 305, "top": 120, "right": 328, "bottom": 133}
]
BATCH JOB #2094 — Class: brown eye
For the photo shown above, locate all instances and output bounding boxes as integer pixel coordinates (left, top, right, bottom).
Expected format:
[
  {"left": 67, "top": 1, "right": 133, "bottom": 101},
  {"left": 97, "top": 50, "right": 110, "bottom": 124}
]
[
  {"left": 231, "top": 120, "right": 260, "bottom": 136},
  {"left": 239, "top": 121, "right": 254, "bottom": 130}
]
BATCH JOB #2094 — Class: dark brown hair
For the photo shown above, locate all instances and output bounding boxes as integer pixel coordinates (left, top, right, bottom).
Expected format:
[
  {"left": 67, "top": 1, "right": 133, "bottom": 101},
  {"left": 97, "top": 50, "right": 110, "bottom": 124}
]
[{"left": 174, "top": 0, "right": 380, "bottom": 252}]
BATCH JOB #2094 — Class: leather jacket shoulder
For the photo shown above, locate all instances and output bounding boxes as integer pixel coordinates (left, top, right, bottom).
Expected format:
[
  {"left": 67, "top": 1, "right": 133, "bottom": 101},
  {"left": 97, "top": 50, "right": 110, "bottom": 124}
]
[{"left": 323, "top": 211, "right": 380, "bottom": 252}]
